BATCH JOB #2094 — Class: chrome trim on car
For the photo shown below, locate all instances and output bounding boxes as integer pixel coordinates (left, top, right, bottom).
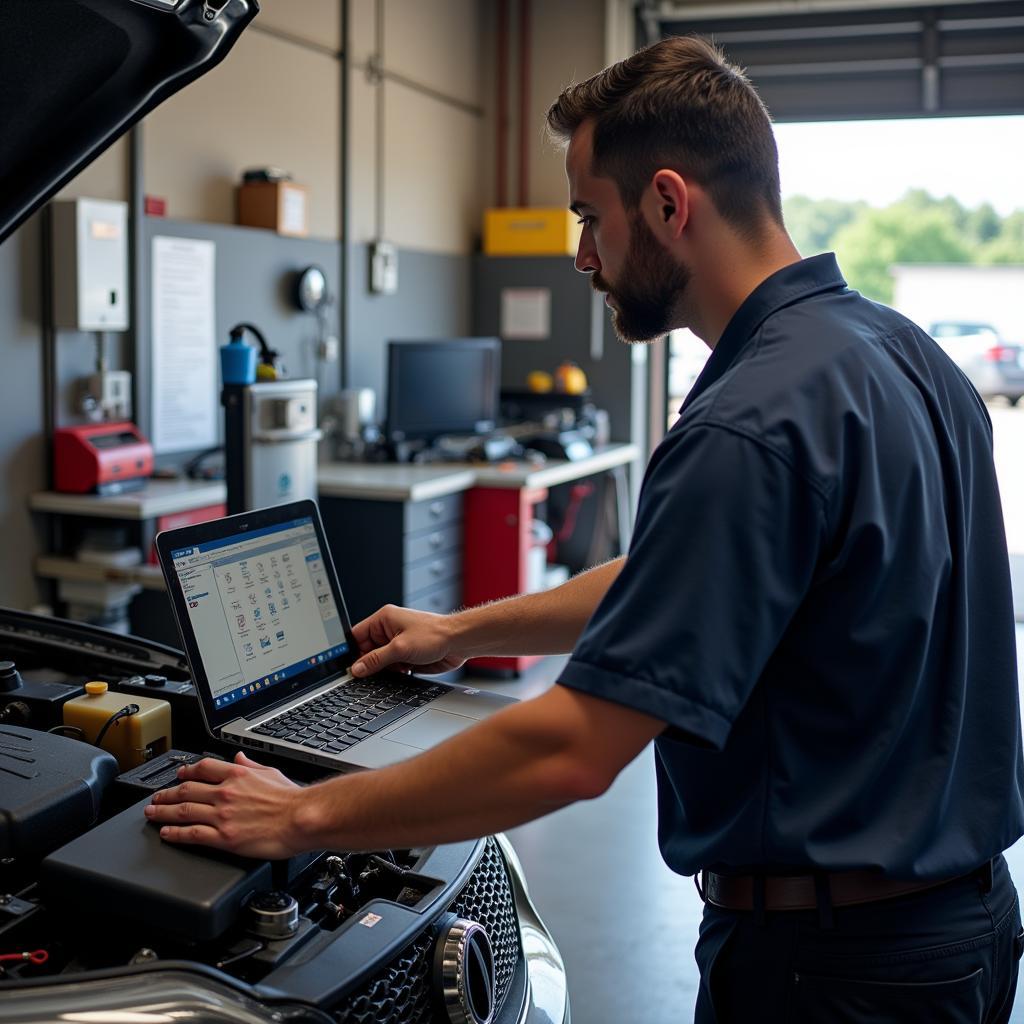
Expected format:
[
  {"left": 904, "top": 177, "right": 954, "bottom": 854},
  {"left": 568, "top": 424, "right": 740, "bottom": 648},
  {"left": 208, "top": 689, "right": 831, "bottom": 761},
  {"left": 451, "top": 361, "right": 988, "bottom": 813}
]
[
  {"left": 494, "top": 834, "right": 571, "bottom": 1024},
  {"left": 435, "top": 917, "right": 496, "bottom": 1024}
]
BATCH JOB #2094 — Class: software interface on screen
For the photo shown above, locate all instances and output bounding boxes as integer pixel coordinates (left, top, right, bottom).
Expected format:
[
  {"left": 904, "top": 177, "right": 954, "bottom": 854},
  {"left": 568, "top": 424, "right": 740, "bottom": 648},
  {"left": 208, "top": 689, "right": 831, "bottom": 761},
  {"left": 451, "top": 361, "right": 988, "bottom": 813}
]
[{"left": 171, "top": 517, "right": 348, "bottom": 709}]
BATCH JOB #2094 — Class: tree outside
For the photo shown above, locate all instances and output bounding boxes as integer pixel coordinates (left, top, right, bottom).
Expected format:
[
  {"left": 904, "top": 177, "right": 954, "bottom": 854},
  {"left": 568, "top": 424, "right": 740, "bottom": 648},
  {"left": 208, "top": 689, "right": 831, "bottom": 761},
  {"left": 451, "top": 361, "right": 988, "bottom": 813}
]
[{"left": 783, "top": 190, "right": 1024, "bottom": 304}]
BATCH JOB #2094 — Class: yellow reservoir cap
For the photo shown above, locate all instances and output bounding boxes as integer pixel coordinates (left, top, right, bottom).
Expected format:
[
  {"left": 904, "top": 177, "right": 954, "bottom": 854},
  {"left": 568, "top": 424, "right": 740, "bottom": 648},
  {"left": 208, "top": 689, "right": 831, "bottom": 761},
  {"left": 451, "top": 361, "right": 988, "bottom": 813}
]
[{"left": 85, "top": 681, "right": 108, "bottom": 695}]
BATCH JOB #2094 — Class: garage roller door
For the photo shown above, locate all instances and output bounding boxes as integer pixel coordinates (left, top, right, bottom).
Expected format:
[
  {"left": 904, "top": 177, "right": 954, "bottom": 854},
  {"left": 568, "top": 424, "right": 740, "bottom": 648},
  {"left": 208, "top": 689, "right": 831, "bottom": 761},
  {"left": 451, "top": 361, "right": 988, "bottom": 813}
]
[{"left": 642, "top": 1, "right": 1024, "bottom": 120}]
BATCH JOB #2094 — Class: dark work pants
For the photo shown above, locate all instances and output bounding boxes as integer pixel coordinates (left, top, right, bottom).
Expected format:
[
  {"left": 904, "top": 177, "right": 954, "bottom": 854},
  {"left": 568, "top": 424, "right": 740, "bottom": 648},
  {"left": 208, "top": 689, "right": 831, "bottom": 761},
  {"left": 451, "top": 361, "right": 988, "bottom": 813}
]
[{"left": 694, "top": 855, "right": 1024, "bottom": 1023}]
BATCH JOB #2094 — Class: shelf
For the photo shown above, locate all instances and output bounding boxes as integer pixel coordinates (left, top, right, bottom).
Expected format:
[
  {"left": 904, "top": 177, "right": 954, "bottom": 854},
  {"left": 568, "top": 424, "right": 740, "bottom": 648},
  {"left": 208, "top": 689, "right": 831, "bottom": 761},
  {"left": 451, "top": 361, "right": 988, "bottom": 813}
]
[
  {"left": 35, "top": 556, "right": 167, "bottom": 592},
  {"left": 30, "top": 479, "right": 227, "bottom": 520}
]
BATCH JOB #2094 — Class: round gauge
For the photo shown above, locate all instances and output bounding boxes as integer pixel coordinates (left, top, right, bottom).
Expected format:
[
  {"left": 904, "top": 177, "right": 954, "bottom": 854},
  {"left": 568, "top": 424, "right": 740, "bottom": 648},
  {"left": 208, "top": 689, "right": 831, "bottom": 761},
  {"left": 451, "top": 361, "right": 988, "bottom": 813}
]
[{"left": 295, "top": 265, "right": 329, "bottom": 312}]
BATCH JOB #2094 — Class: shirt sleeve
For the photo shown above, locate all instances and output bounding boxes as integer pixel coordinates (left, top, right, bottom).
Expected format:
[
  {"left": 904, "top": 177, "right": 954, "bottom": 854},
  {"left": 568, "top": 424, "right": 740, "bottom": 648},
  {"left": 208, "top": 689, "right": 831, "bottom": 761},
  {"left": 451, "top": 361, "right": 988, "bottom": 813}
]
[{"left": 559, "top": 423, "right": 827, "bottom": 750}]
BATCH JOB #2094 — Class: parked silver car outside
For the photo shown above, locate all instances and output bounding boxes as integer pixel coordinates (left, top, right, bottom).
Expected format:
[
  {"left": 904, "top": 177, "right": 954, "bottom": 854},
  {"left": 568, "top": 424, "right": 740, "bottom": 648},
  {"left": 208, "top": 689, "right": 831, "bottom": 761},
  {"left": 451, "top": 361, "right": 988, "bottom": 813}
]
[{"left": 929, "top": 321, "right": 1024, "bottom": 406}]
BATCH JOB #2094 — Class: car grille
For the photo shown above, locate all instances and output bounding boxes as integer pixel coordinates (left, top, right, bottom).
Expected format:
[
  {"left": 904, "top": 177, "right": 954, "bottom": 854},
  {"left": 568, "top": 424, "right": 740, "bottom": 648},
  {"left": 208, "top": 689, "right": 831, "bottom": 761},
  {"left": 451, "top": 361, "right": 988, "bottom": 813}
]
[
  {"left": 448, "top": 838, "right": 520, "bottom": 1000},
  {"left": 333, "top": 838, "right": 522, "bottom": 1024}
]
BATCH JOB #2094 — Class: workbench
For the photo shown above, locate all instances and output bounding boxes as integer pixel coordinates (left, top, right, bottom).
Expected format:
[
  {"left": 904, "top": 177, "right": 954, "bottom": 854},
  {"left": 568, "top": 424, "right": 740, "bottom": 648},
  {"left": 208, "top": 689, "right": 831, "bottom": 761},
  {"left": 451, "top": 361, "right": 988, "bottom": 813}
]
[
  {"left": 317, "top": 444, "right": 639, "bottom": 673},
  {"left": 31, "top": 444, "right": 640, "bottom": 671}
]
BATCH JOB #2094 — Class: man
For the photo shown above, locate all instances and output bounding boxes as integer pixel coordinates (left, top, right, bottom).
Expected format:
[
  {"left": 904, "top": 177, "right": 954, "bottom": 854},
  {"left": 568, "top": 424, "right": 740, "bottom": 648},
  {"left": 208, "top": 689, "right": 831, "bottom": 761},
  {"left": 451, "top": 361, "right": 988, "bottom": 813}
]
[{"left": 147, "top": 35, "right": 1024, "bottom": 1021}]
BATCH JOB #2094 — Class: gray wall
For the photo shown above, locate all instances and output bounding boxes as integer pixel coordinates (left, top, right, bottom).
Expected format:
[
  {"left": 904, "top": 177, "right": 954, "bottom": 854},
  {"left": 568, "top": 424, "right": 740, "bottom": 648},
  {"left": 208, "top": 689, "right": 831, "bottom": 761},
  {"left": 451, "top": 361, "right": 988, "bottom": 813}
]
[
  {"left": 345, "top": 243, "right": 472, "bottom": 410},
  {"left": 0, "top": 220, "right": 47, "bottom": 610},
  {"left": 0, "top": 222, "right": 475, "bottom": 610},
  {"left": 136, "top": 217, "right": 342, "bottom": 465},
  {"left": 472, "top": 254, "right": 646, "bottom": 446}
]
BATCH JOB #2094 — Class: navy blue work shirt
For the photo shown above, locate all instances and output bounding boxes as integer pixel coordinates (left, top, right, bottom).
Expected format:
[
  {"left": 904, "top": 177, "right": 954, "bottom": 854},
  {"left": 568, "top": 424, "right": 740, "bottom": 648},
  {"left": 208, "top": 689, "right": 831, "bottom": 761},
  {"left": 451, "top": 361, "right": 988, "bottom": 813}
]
[{"left": 559, "top": 253, "right": 1024, "bottom": 880}]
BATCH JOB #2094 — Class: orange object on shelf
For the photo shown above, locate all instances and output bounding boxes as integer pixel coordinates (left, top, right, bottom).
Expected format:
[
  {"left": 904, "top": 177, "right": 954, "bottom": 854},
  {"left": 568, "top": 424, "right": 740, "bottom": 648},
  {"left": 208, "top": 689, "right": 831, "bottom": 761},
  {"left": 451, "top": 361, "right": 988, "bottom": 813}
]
[
  {"left": 527, "top": 370, "right": 553, "bottom": 393},
  {"left": 554, "top": 361, "right": 588, "bottom": 394}
]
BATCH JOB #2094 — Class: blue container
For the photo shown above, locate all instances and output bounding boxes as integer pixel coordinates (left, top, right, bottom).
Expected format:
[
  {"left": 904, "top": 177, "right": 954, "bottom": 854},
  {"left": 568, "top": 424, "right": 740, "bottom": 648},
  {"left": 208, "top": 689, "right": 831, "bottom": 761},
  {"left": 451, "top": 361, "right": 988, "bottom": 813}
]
[{"left": 220, "top": 337, "right": 257, "bottom": 385}]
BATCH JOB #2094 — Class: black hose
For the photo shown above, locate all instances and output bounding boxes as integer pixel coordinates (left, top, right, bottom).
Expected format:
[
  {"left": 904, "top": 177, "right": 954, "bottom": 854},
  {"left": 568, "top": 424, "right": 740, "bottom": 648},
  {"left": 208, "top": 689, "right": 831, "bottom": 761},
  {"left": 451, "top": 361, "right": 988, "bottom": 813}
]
[{"left": 94, "top": 704, "right": 140, "bottom": 748}]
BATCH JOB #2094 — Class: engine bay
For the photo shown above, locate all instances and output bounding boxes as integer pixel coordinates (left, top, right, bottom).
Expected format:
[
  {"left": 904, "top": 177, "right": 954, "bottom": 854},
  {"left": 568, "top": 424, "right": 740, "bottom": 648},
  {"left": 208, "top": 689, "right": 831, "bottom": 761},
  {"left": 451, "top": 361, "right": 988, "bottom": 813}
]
[{"left": 0, "top": 609, "right": 523, "bottom": 1021}]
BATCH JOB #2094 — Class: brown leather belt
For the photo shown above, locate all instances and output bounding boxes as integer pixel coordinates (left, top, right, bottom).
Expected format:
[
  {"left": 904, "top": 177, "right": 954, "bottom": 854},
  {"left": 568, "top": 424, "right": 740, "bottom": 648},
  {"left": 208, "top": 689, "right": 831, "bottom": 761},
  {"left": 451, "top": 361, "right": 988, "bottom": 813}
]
[{"left": 702, "top": 868, "right": 964, "bottom": 912}]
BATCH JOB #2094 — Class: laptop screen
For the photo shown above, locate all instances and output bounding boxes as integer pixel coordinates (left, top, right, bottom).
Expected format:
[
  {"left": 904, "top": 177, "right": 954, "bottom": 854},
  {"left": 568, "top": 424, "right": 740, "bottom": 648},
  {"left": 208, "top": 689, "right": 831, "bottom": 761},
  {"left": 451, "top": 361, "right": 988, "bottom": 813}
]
[{"left": 169, "top": 515, "right": 350, "bottom": 713}]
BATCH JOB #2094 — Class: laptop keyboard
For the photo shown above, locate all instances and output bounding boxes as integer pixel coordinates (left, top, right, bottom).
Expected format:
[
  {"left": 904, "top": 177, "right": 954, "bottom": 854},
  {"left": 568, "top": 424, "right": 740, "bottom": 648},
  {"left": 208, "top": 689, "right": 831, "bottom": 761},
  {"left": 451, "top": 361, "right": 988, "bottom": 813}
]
[{"left": 250, "top": 677, "right": 448, "bottom": 753}]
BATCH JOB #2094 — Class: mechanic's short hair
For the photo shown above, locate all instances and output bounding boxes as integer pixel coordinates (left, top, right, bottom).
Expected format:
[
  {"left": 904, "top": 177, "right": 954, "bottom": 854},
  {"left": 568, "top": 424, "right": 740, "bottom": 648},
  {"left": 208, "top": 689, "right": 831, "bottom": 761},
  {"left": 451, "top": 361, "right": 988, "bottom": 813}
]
[{"left": 546, "top": 35, "right": 783, "bottom": 237}]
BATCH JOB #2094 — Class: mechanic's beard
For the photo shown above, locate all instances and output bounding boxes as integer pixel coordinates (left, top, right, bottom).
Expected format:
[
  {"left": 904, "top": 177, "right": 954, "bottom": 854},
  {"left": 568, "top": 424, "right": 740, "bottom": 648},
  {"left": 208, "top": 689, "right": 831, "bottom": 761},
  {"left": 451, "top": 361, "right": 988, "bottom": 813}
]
[{"left": 594, "top": 212, "right": 691, "bottom": 344}]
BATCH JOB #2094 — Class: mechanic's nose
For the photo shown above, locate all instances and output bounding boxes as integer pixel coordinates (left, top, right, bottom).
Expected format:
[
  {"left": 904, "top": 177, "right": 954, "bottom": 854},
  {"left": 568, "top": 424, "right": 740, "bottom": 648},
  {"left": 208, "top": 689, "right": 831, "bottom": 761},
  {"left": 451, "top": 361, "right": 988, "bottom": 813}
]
[{"left": 575, "top": 232, "right": 600, "bottom": 275}]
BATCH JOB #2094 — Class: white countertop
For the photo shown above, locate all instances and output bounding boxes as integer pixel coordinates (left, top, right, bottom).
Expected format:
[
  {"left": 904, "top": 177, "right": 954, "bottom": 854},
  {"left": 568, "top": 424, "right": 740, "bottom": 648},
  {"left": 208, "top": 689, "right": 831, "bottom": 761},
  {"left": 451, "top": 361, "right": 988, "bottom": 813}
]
[
  {"left": 30, "top": 445, "right": 643, "bottom": 514},
  {"left": 317, "top": 443, "right": 641, "bottom": 500},
  {"left": 467, "top": 443, "right": 640, "bottom": 490},
  {"left": 316, "top": 464, "right": 478, "bottom": 502}
]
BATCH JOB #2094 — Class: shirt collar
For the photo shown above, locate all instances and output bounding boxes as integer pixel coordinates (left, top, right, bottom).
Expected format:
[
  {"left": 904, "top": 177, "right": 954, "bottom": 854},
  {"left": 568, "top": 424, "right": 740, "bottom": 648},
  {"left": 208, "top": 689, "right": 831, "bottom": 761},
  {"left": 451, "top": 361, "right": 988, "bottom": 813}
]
[{"left": 680, "top": 252, "right": 847, "bottom": 414}]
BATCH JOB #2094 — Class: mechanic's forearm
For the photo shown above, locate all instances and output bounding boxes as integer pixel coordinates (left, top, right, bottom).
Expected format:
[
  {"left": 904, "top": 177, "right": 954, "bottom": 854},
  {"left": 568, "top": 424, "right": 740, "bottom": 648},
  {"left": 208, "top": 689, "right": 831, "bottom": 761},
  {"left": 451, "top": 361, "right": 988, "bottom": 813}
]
[
  {"left": 292, "top": 689, "right": 604, "bottom": 851},
  {"left": 448, "top": 556, "right": 625, "bottom": 659}
]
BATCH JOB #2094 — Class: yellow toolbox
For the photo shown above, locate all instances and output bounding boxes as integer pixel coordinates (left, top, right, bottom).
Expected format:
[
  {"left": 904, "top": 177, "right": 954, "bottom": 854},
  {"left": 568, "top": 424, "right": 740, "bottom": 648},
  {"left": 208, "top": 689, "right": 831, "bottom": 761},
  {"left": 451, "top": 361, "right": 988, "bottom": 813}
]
[
  {"left": 483, "top": 207, "right": 582, "bottom": 256},
  {"left": 63, "top": 681, "right": 172, "bottom": 771}
]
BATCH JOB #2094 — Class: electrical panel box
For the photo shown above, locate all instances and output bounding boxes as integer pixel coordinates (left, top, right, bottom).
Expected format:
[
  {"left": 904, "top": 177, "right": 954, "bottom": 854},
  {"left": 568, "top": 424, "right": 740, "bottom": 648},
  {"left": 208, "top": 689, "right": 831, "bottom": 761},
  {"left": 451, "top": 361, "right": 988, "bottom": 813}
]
[
  {"left": 51, "top": 198, "right": 129, "bottom": 331},
  {"left": 370, "top": 240, "right": 399, "bottom": 294}
]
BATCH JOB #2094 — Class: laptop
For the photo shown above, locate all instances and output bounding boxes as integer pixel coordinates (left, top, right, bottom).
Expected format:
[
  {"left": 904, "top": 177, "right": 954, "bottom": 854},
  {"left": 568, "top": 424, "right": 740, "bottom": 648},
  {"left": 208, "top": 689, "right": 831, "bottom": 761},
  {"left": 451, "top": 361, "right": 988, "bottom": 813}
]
[{"left": 155, "top": 499, "right": 516, "bottom": 770}]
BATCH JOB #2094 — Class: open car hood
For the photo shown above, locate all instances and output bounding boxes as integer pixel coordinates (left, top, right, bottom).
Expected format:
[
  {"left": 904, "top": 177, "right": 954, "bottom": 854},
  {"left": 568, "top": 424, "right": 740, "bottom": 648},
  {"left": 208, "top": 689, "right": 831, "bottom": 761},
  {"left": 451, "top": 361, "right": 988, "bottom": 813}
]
[{"left": 0, "top": 0, "right": 258, "bottom": 244}]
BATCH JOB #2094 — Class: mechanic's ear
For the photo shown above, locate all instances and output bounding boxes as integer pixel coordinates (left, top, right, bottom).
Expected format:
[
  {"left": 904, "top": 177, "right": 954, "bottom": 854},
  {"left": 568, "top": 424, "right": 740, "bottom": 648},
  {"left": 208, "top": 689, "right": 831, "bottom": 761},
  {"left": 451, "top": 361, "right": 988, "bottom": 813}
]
[{"left": 651, "top": 170, "right": 688, "bottom": 239}]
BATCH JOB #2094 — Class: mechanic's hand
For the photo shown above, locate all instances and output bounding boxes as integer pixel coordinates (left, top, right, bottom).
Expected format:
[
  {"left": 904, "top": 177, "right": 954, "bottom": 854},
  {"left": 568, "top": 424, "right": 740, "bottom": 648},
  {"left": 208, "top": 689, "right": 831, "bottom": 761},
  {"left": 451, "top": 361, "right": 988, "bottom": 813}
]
[
  {"left": 144, "top": 752, "right": 305, "bottom": 858},
  {"left": 350, "top": 604, "right": 464, "bottom": 677}
]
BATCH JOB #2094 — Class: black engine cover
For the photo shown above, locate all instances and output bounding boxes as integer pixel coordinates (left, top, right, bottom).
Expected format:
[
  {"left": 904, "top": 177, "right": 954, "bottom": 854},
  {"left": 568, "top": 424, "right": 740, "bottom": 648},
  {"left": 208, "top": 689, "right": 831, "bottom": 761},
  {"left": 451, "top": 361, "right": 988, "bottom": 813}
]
[
  {"left": 41, "top": 797, "right": 273, "bottom": 943},
  {"left": 0, "top": 726, "right": 117, "bottom": 863}
]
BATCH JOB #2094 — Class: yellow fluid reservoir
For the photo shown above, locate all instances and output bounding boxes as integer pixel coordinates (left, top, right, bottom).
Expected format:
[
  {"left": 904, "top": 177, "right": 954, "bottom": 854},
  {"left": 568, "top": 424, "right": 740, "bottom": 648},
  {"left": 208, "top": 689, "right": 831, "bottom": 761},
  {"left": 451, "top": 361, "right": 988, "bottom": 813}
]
[{"left": 63, "top": 681, "right": 172, "bottom": 771}]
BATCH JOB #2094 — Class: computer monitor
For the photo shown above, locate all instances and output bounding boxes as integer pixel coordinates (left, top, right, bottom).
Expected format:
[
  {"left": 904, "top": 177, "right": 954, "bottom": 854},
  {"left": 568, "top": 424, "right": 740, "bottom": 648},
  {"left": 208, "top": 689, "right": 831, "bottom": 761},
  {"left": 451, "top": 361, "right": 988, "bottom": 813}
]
[{"left": 386, "top": 338, "right": 501, "bottom": 443}]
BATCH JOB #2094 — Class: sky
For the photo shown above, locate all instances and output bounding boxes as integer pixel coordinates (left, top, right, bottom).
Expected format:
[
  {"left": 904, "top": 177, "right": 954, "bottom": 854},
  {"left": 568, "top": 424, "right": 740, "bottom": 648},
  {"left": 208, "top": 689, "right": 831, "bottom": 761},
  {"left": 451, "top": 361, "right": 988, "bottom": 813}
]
[{"left": 773, "top": 115, "right": 1024, "bottom": 215}]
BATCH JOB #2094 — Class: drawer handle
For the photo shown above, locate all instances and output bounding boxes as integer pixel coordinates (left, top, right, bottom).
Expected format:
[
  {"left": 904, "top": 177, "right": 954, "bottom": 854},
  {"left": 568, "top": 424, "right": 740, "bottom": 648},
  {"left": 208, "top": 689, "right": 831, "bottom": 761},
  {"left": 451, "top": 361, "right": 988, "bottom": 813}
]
[
  {"left": 430, "top": 561, "right": 445, "bottom": 577},
  {"left": 429, "top": 501, "right": 445, "bottom": 518},
  {"left": 429, "top": 532, "right": 444, "bottom": 549}
]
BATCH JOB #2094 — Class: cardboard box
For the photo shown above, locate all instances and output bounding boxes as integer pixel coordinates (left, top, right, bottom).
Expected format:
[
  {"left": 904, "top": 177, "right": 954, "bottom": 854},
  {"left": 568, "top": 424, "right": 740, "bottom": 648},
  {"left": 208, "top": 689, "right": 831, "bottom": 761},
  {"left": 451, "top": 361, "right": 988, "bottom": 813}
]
[
  {"left": 484, "top": 207, "right": 581, "bottom": 256},
  {"left": 237, "top": 180, "right": 308, "bottom": 237}
]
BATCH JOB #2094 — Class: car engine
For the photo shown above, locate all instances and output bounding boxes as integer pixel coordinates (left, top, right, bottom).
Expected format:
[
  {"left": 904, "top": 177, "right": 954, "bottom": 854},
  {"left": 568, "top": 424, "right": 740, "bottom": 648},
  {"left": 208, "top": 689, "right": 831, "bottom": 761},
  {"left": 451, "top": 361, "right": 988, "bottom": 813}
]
[{"left": 0, "top": 608, "right": 529, "bottom": 1023}]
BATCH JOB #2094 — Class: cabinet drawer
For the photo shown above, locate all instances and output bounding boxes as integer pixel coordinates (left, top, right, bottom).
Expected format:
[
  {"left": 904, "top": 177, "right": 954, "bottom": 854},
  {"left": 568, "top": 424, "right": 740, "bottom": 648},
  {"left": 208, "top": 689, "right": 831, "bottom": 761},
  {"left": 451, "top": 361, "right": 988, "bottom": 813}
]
[
  {"left": 406, "top": 579, "right": 462, "bottom": 615},
  {"left": 404, "top": 520, "right": 462, "bottom": 564},
  {"left": 404, "top": 550, "right": 463, "bottom": 596},
  {"left": 404, "top": 493, "right": 463, "bottom": 533}
]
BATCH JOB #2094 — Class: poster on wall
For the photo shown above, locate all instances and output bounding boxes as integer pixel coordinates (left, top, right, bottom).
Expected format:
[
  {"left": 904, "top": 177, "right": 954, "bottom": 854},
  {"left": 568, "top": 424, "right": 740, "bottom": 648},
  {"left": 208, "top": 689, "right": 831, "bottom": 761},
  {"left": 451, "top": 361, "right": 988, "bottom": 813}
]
[
  {"left": 500, "top": 287, "right": 551, "bottom": 340},
  {"left": 151, "top": 235, "right": 217, "bottom": 453}
]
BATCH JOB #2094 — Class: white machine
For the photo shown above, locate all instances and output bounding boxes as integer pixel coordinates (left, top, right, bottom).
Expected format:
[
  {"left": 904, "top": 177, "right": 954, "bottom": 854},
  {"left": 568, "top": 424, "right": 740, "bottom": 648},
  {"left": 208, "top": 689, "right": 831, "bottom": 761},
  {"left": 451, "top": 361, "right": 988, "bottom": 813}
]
[
  {"left": 220, "top": 321, "right": 322, "bottom": 514},
  {"left": 245, "top": 380, "right": 321, "bottom": 510}
]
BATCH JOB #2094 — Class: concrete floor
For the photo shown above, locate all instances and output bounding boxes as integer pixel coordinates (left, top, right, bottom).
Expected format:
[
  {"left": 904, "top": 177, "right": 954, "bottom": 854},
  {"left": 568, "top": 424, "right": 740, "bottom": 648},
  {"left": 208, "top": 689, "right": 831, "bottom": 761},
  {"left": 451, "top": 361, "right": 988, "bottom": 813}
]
[{"left": 463, "top": 634, "right": 1024, "bottom": 1023}]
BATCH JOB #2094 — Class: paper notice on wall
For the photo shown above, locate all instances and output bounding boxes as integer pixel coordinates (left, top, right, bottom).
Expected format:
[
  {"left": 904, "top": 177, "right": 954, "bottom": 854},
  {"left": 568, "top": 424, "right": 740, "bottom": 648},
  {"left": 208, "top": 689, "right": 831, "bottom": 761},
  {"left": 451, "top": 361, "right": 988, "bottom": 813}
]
[
  {"left": 280, "top": 185, "right": 307, "bottom": 236},
  {"left": 151, "top": 236, "right": 217, "bottom": 454},
  {"left": 500, "top": 287, "right": 551, "bottom": 340}
]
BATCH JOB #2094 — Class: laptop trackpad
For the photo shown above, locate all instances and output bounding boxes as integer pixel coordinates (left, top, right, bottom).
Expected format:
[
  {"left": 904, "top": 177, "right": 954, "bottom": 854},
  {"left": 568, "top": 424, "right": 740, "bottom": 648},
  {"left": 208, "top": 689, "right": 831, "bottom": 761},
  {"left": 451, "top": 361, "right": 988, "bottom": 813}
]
[{"left": 385, "top": 709, "right": 476, "bottom": 750}]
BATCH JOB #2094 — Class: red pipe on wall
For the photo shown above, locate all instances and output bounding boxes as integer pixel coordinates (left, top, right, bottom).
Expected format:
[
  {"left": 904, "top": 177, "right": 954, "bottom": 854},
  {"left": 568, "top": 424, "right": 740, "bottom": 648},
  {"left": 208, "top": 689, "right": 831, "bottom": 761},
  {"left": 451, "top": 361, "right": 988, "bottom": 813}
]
[
  {"left": 517, "top": 0, "right": 531, "bottom": 208},
  {"left": 496, "top": 0, "right": 509, "bottom": 208}
]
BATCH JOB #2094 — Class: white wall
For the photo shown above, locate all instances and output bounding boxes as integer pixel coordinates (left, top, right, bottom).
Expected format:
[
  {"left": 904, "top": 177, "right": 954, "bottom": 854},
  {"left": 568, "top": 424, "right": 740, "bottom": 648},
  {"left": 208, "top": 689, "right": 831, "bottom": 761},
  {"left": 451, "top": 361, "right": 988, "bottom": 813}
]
[
  {"left": 143, "top": 5, "right": 342, "bottom": 236},
  {"left": 58, "top": 0, "right": 488, "bottom": 255},
  {"left": 348, "top": 0, "right": 484, "bottom": 254},
  {"left": 892, "top": 265, "right": 1024, "bottom": 341},
  {"left": 53, "top": 1, "right": 622, "bottom": 256},
  {"left": 480, "top": 0, "right": 616, "bottom": 212}
]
